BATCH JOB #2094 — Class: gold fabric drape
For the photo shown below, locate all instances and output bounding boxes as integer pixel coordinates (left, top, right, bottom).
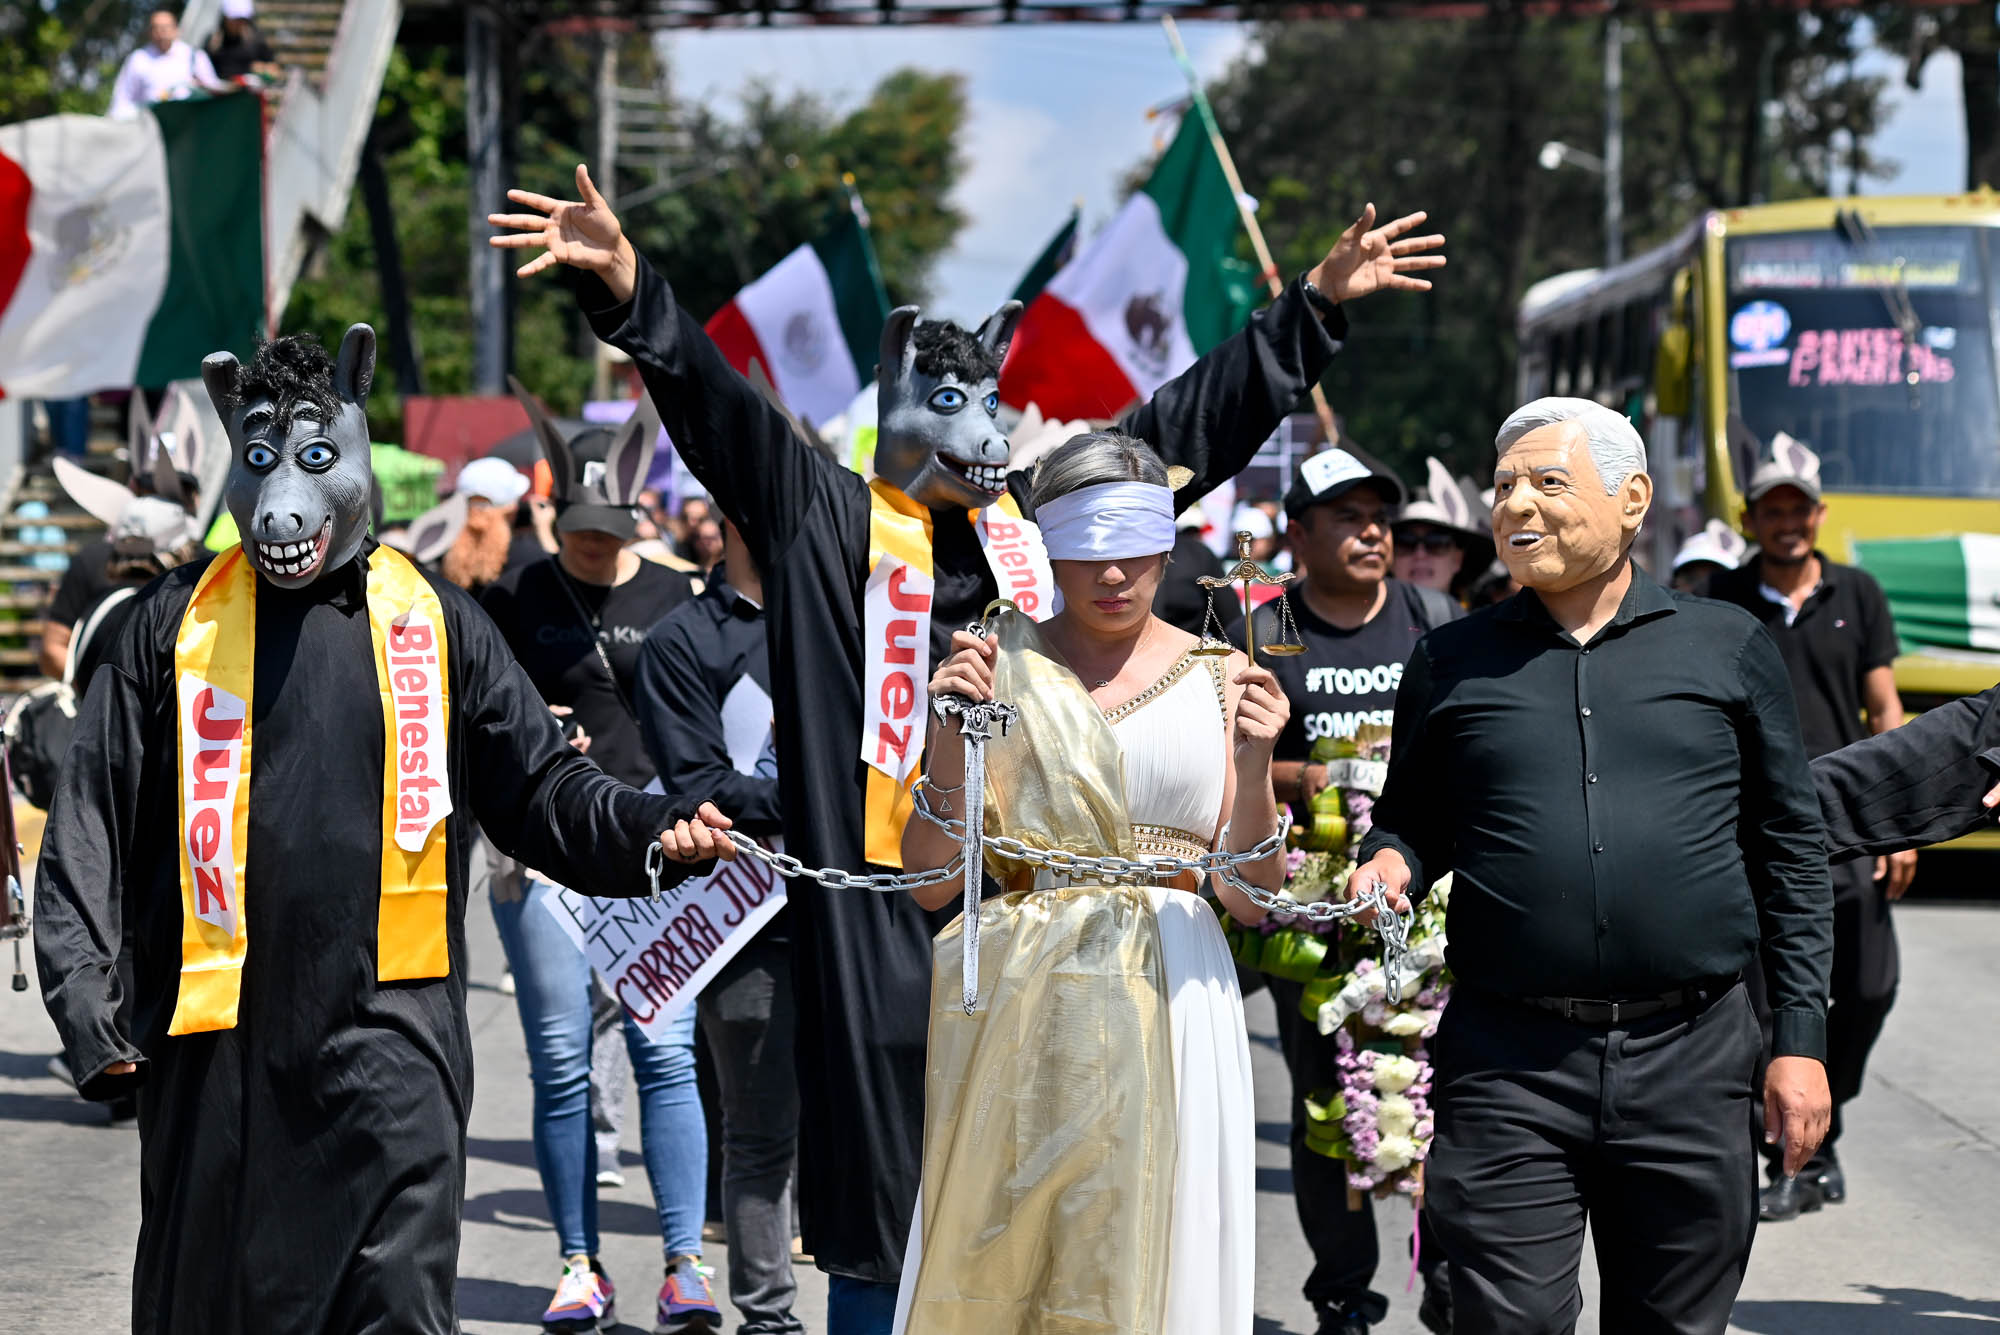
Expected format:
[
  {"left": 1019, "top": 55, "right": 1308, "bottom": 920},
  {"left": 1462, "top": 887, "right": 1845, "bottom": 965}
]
[{"left": 905, "top": 609, "right": 1178, "bottom": 1335}]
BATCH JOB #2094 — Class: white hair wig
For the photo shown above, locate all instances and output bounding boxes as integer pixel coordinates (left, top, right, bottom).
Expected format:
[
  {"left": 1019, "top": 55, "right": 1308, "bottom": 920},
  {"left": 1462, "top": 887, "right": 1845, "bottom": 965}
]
[{"left": 1495, "top": 397, "right": 1648, "bottom": 495}]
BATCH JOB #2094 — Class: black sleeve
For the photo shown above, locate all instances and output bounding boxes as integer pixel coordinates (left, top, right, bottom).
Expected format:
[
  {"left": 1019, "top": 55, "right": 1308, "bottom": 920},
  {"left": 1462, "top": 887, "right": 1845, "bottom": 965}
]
[
  {"left": 1356, "top": 637, "right": 1452, "bottom": 897},
  {"left": 33, "top": 620, "right": 159, "bottom": 1101},
  {"left": 1733, "top": 624, "right": 1834, "bottom": 1062},
  {"left": 576, "top": 255, "right": 841, "bottom": 576},
  {"left": 1813, "top": 685, "right": 2000, "bottom": 859},
  {"left": 1115, "top": 276, "right": 1345, "bottom": 509},
  {"left": 634, "top": 617, "right": 782, "bottom": 836},
  {"left": 454, "top": 599, "right": 714, "bottom": 898},
  {"left": 1856, "top": 570, "right": 1901, "bottom": 672}
]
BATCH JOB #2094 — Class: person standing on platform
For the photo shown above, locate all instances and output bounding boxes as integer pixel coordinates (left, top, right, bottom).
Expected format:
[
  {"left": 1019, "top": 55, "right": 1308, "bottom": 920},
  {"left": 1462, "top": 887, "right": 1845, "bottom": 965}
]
[
  {"left": 1348, "top": 397, "right": 1832, "bottom": 1335},
  {"left": 1699, "top": 438, "right": 1912, "bottom": 1222},
  {"left": 1255, "top": 448, "right": 1455, "bottom": 1335}
]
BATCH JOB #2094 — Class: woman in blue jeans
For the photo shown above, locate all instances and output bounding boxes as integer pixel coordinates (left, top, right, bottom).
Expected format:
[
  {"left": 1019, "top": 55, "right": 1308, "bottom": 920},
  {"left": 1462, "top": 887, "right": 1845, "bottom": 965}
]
[{"left": 479, "top": 431, "right": 713, "bottom": 1335}]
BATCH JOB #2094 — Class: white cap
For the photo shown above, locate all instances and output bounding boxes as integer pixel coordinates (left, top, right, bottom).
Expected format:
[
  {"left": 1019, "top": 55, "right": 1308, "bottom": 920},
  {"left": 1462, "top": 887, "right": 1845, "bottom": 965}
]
[
  {"left": 221, "top": 0, "right": 256, "bottom": 18},
  {"left": 456, "top": 456, "right": 530, "bottom": 506},
  {"left": 1231, "top": 504, "right": 1275, "bottom": 541},
  {"left": 1672, "top": 518, "right": 1748, "bottom": 574}
]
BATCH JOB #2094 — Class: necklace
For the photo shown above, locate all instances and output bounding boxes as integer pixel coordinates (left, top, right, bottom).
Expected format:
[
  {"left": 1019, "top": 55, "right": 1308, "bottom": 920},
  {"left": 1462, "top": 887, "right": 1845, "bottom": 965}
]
[{"left": 1056, "top": 619, "right": 1150, "bottom": 692}]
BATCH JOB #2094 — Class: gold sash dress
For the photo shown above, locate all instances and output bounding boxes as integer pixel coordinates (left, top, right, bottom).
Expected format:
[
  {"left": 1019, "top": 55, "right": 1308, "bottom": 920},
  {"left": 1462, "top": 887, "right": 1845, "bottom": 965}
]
[{"left": 896, "top": 612, "right": 1249, "bottom": 1335}]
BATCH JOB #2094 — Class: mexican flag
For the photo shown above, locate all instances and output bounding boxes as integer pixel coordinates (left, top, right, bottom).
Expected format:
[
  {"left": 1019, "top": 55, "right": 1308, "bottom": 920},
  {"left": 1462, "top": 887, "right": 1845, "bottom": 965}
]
[
  {"left": 1852, "top": 533, "right": 2000, "bottom": 653},
  {"left": 0, "top": 95, "right": 264, "bottom": 399},
  {"left": 704, "top": 194, "right": 890, "bottom": 429},
  {"left": 1000, "top": 110, "right": 1257, "bottom": 421}
]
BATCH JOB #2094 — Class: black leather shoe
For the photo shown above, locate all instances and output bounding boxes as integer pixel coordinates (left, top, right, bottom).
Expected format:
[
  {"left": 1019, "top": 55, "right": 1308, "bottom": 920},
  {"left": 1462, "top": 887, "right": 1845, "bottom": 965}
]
[
  {"left": 1313, "top": 1315, "right": 1370, "bottom": 1335},
  {"left": 1759, "top": 1174, "right": 1824, "bottom": 1221},
  {"left": 1418, "top": 1278, "right": 1454, "bottom": 1334},
  {"left": 1815, "top": 1161, "right": 1847, "bottom": 1203}
]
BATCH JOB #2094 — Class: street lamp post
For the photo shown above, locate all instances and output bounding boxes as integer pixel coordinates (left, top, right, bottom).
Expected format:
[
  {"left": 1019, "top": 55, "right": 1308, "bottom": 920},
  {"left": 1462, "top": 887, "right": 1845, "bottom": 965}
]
[{"left": 1538, "top": 12, "right": 1625, "bottom": 271}]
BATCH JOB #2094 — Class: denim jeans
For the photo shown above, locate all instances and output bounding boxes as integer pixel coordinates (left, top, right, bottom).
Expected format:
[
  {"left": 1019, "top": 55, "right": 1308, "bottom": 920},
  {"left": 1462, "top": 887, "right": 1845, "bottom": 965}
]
[
  {"left": 490, "top": 879, "right": 706, "bottom": 1261},
  {"left": 826, "top": 1275, "right": 900, "bottom": 1335},
  {"left": 698, "top": 936, "right": 803, "bottom": 1334}
]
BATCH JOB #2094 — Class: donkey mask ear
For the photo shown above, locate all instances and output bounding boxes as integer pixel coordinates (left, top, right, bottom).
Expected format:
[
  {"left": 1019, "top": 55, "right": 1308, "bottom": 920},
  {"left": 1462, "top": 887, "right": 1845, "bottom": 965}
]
[
  {"left": 975, "top": 301, "right": 1024, "bottom": 364},
  {"left": 335, "top": 324, "right": 377, "bottom": 407},
  {"left": 600, "top": 403, "right": 658, "bottom": 508},
  {"left": 401, "top": 491, "right": 470, "bottom": 566},
  {"left": 509, "top": 375, "right": 576, "bottom": 501},
  {"left": 877, "top": 306, "right": 920, "bottom": 388},
  {"left": 201, "top": 352, "right": 243, "bottom": 423},
  {"left": 152, "top": 434, "right": 190, "bottom": 509},
  {"left": 1425, "top": 456, "right": 1472, "bottom": 530},
  {"left": 53, "top": 456, "right": 136, "bottom": 529},
  {"left": 127, "top": 394, "right": 151, "bottom": 465}
]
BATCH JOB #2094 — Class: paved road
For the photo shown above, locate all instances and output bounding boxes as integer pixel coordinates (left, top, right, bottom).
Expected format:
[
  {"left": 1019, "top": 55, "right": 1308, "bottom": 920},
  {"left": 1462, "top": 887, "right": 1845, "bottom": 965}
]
[{"left": 6, "top": 898, "right": 1997, "bottom": 1333}]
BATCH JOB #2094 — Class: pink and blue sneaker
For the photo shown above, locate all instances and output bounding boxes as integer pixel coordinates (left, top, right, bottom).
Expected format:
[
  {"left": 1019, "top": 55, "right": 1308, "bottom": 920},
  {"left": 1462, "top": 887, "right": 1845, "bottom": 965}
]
[
  {"left": 542, "top": 1256, "right": 615, "bottom": 1333},
  {"left": 655, "top": 1253, "right": 721, "bottom": 1333}
]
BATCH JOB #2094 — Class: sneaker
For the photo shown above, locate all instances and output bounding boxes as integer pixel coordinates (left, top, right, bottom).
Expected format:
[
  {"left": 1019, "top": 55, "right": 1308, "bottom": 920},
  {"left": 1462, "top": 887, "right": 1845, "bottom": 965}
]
[
  {"left": 500, "top": 970, "right": 517, "bottom": 996},
  {"left": 596, "top": 1167, "right": 627, "bottom": 1189},
  {"left": 655, "top": 1254, "right": 721, "bottom": 1334},
  {"left": 543, "top": 1256, "right": 613, "bottom": 1333}
]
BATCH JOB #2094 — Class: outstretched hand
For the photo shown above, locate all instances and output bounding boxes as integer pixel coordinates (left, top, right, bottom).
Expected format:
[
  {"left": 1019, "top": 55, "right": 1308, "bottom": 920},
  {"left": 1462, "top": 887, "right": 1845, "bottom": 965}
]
[
  {"left": 488, "top": 164, "right": 638, "bottom": 303},
  {"left": 1309, "top": 204, "right": 1448, "bottom": 304},
  {"left": 659, "top": 801, "right": 737, "bottom": 864}
]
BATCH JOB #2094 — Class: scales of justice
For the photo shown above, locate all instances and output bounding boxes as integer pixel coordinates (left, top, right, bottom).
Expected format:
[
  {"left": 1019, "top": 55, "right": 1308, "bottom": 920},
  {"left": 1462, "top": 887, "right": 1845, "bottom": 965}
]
[{"left": 1194, "top": 530, "right": 1306, "bottom": 658}]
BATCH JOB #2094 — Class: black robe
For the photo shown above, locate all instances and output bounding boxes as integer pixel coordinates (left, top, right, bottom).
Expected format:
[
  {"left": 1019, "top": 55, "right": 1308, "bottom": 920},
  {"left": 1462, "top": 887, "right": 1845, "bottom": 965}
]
[
  {"left": 34, "top": 547, "right": 709, "bottom": 1335},
  {"left": 579, "top": 256, "right": 1345, "bottom": 1281},
  {"left": 1813, "top": 682, "right": 2000, "bottom": 857}
]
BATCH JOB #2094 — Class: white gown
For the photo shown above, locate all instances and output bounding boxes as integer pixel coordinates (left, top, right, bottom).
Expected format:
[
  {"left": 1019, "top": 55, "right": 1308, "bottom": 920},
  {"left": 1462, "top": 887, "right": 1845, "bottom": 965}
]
[{"left": 894, "top": 650, "right": 1257, "bottom": 1335}]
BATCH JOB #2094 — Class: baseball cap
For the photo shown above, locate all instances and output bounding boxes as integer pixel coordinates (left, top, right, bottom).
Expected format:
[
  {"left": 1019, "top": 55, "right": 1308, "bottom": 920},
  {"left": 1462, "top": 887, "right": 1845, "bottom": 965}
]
[
  {"left": 1283, "top": 448, "right": 1405, "bottom": 519},
  {"left": 456, "top": 456, "right": 530, "bottom": 507},
  {"left": 552, "top": 426, "right": 640, "bottom": 539},
  {"left": 221, "top": 0, "right": 256, "bottom": 18},
  {"left": 1744, "top": 433, "right": 1822, "bottom": 505},
  {"left": 1672, "top": 518, "right": 1748, "bottom": 575}
]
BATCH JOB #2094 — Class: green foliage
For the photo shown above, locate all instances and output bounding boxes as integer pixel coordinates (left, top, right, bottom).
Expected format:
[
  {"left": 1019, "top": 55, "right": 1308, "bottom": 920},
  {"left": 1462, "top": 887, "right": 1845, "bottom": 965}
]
[
  {"left": 284, "top": 31, "right": 967, "bottom": 440},
  {"left": 1203, "top": 14, "right": 1891, "bottom": 483},
  {"left": 0, "top": 1, "right": 149, "bottom": 123}
]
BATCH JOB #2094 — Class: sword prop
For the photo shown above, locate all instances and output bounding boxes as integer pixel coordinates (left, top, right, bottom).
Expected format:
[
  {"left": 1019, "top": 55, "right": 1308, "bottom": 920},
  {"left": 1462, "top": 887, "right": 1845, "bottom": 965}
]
[{"left": 929, "top": 693, "right": 1017, "bottom": 1014}]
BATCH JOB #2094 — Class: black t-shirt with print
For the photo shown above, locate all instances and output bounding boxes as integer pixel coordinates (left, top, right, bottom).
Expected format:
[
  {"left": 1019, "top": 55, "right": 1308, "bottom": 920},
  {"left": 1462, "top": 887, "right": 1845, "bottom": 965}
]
[
  {"left": 481, "top": 555, "right": 695, "bottom": 788},
  {"left": 1256, "top": 580, "right": 1455, "bottom": 762}
]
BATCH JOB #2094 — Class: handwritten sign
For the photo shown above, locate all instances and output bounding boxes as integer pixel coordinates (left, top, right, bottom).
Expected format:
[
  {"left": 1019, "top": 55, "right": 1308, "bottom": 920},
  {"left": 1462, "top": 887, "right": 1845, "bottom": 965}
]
[{"left": 547, "top": 846, "right": 787, "bottom": 1040}]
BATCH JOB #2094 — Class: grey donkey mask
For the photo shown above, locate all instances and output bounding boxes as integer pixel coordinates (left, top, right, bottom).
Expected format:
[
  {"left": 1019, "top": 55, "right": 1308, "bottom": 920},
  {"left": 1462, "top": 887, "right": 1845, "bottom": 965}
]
[
  {"left": 873, "top": 302, "right": 1022, "bottom": 511},
  {"left": 202, "top": 324, "right": 378, "bottom": 589}
]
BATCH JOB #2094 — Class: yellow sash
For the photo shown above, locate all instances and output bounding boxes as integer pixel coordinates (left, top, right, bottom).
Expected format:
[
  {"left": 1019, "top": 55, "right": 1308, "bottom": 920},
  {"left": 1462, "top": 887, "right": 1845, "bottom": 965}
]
[{"left": 169, "top": 545, "right": 452, "bottom": 1035}]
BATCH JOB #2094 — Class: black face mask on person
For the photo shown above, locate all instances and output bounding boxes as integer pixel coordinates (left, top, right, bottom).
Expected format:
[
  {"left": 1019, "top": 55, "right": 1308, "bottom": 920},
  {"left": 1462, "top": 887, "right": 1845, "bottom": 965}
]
[
  {"left": 204, "top": 325, "right": 378, "bottom": 589},
  {"left": 873, "top": 303, "right": 1023, "bottom": 511}
]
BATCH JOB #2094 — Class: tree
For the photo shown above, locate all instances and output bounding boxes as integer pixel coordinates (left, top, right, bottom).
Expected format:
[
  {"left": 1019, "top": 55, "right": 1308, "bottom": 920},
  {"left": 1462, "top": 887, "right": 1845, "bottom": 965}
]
[
  {"left": 1201, "top": 13, "right": 1892, "bottom": 484},
  {"left": 1875, "top": 6, "right": 2000, "bottom": 191},
  {"left": 0, "top": 1, "right": 148, "bottom": 125},
  {"left": 283, "top": 28, "right": 968, "bottom": 440}
]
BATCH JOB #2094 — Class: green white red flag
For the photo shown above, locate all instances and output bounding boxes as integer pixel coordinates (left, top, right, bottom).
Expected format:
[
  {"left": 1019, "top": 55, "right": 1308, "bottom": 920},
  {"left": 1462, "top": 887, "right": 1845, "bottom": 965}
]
[
  {"left": 999, "top": 110, "right": 1256, "bottom": 421},
  {"left": 0, "top": 95, "right": 263, "bottom": 399}
]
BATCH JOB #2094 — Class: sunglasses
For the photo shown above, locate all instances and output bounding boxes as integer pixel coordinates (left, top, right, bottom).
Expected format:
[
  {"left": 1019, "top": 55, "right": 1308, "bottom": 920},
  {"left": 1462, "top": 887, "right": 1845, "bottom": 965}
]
[{"left": 1394, "top": 530, "right": 1462, "bottom": 555}]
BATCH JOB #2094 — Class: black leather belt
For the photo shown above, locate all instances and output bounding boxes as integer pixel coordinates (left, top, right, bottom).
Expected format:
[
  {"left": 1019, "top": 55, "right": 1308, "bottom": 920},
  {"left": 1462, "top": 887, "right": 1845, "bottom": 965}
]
[{"left": 1514, "top": 976, "right": 1739, "bottom": 1025}]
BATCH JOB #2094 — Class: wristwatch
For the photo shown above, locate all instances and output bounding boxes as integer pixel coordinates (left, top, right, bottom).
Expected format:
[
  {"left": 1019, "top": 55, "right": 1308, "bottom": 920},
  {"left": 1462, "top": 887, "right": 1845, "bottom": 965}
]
[{"left": 1301, "top": 275, "right": 1341, "bottom": 320}]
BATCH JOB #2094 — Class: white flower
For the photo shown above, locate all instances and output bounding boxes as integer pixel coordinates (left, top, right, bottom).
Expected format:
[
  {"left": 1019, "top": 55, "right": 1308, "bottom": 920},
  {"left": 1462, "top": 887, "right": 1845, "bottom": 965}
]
[
  {"left": 1372, "top": 1134, "right": 1418, "bottom": 1173},
  {"left": 1376, "top": 1094, "right": 1418, "bottom": 1138},
  {"left": 1361, "top": 999, "right": 1388, "bottom": 1028},
  {"left": 1373, "top": 1054, "right": 1421, "bottom": 1094},
  {"left": 1381, "top": 1011, "right": 1427, "bottom": 1037}
]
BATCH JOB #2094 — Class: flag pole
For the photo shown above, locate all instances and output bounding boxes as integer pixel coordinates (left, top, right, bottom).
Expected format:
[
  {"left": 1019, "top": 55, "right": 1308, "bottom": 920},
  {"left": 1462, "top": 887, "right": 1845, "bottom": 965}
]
[{"left": 1161, "top": 18, "right": 1342, "bottom": 448}]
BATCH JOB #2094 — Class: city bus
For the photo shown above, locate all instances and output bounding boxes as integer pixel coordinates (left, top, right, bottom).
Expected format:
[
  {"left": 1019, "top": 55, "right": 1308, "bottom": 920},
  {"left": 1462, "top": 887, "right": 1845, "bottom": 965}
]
[{"left": 1518, "top": 193, "right": 2000, "bottom": 849}]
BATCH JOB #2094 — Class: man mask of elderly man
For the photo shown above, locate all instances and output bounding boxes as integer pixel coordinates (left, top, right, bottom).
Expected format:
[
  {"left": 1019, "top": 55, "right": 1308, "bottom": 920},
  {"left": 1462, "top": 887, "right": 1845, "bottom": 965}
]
[
  {"left": 1490, "top": 397, "right": 1652, "bottom": 631},
  {"left": 33, "top": 327, "right": 731, "bottom": 1335}
]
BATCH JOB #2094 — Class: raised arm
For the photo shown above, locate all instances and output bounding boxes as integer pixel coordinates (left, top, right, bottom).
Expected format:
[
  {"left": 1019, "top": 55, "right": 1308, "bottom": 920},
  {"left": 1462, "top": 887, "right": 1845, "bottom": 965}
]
[
  {"left": 490, "top": 165, "right": 838, "bottom": 574},
  {"left": 1120, "top": 205, "right": 1446, "bottom": 506}
]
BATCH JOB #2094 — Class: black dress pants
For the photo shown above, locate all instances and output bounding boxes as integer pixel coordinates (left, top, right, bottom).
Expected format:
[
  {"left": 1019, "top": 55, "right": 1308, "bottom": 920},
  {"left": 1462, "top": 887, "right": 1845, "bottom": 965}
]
[
  {"left": 1747, "top": 856, "right": 1897, "bottom": 1173},
  {"left": 1426, "top": 982, "right": 1760, "bottom": 1335},
  {"left": 1271, "top": 977, "right": 1445, "bottom": 1325}
]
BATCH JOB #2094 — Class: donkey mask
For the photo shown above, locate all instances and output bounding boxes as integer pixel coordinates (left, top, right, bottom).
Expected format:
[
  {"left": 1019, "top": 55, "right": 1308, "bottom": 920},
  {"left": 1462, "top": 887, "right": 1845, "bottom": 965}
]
[
  {"left": 510, "top": 377, "right": 659, "bottom": 539},
  {"left": 202, "top": 325, "right": 377, "bottom": 589},
  {"left": 874, "top": 303, "right": 1023, "bottom": 511}
]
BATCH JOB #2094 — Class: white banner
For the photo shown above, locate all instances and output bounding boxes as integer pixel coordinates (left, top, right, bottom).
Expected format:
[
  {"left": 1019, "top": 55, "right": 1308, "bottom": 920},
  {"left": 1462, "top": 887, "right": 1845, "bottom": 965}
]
[{"left": 547, "top": 845, "right": 787, "bottom": 1041}]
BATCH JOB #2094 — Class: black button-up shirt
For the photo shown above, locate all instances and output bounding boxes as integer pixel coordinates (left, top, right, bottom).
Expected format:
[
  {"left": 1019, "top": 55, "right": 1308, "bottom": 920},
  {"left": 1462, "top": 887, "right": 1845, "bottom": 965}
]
[{"left": 1359, "top": 568, "right": 1833, "bottom": 1059}]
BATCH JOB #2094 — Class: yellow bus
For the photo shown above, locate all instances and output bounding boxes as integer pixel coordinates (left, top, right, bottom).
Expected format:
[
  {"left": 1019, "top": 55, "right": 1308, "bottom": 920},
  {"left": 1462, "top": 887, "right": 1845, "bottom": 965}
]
[{"left": 1519, "top": 193, "right": 2000, "bottom": 708}]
